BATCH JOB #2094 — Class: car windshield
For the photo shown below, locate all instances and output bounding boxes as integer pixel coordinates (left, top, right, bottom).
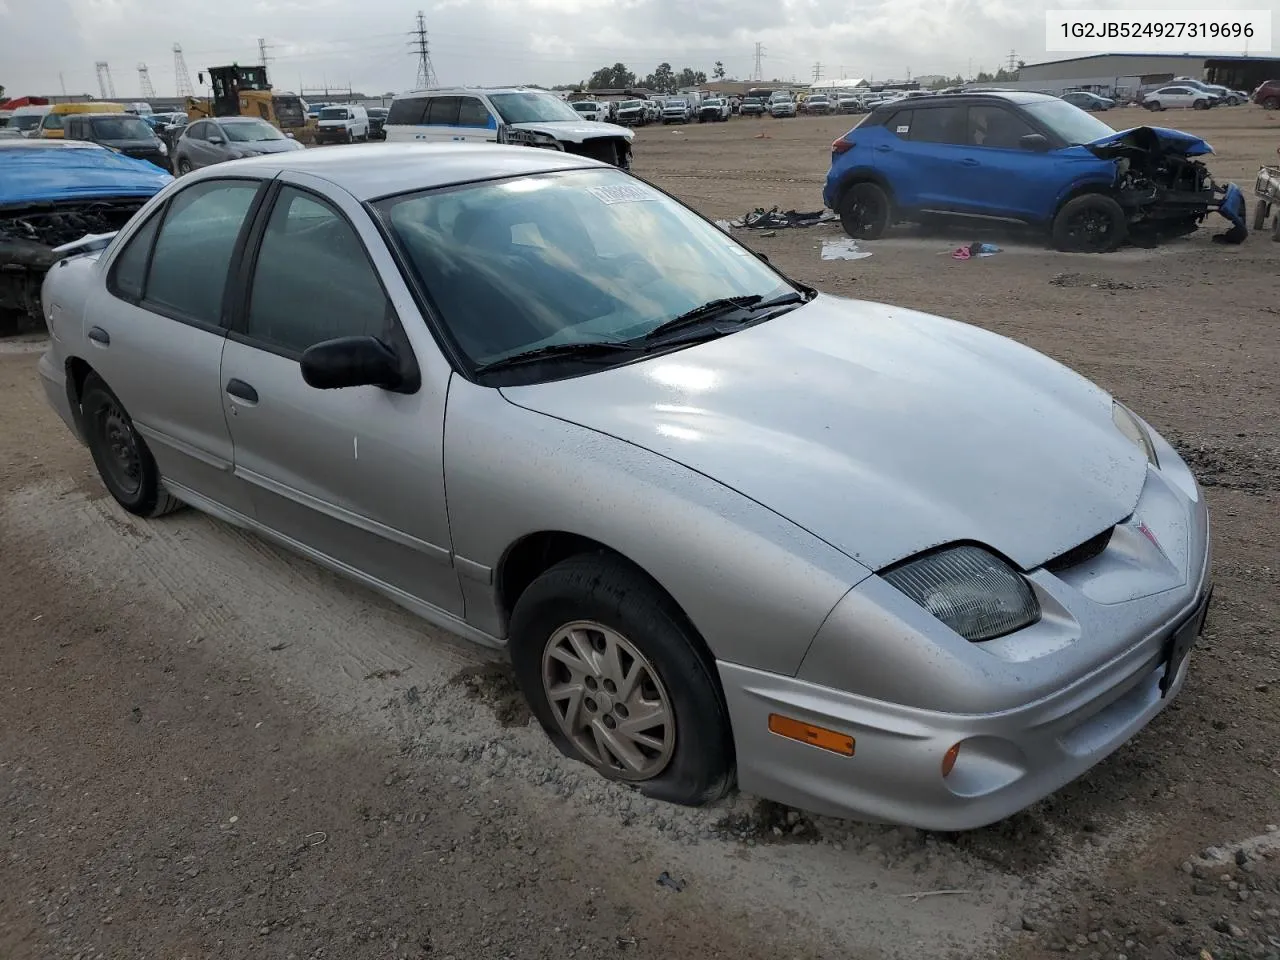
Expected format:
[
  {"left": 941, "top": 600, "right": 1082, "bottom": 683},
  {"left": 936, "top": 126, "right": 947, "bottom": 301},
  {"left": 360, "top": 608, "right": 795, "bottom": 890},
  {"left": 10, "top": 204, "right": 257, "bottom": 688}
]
[
  {"left": 368, "top": 108, "right": 388, "bottom": 118},
  {"left": 319, "top": 107, "right": 350, "bottom": 120},
  {"left": 89, "top": 116, "right": 154, "bottom": 140},
  {"left": 572, "top": 103, "right": 594, "bottom": 111},
  {"left": 489, "top": 91, "right": 583, "bottom": 124},
  {"left": 222, "top": 119, "right": 285, "bottom": 142},
  {"left": 376, "top": 168, "right": 794, "bottom": 374},
  {"left": 1022, "top": 99, "right": 1115, "bottom": 145},
  {"left": 13, "top": 115, "right": 44, "bottom": 131},
  {"left": 668, "top": 100, "right": 686, "bottom": 106},
  {"left": 620, "top": 100, "right": 642, "bottom": 109}
]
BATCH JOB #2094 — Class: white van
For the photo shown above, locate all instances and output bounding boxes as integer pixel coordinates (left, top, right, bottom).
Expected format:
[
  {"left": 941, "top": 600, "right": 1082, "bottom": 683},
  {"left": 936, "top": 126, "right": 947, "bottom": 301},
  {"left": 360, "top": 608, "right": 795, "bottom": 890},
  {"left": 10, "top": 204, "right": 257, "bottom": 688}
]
[
  {"left": 314, "top": 104, "right": 370, "bottom": 145},
  {"left": 385, "top": 86, "right": 635, "bottom": 169}
]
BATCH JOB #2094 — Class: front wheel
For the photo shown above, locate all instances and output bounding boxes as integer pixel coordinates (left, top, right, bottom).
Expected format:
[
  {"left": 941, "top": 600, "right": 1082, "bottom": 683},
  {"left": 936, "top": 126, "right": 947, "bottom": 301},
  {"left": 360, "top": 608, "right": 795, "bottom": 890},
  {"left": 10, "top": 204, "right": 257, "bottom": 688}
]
[
  {"left": 176, "top": 158, "right": 193, "bottom": 175},
  {"left": 509, "top": 554, "right": 735, "bottom": 806},
  {"left": 1193, "top": 99, "right": 1210, "bottom": 110},
  {"left": 838, "top": 181, "right": 892, "bottom": 240},
  {"left": 1052, "top": 193, "right": 1127, "bottom": 253},
  {"left": 80, "top": 374, "right": 183, "bottom": 518},
  {"left": 1263, "top": 96, "right": 1280, "bottom": 110}
]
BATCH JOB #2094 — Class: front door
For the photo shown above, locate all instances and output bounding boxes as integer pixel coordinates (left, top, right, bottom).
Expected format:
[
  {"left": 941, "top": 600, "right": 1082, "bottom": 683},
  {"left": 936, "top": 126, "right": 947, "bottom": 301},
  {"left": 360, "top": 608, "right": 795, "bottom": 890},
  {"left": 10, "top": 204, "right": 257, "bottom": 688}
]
[
  {"left": 218, "top": 178, "right": 463, "bottom": 616},
  {"left": 83, "top": 177, "right": 265, "bottom": 514},
  {"left": 950, "top": 104, "right": 1047, "bottom": 221}
]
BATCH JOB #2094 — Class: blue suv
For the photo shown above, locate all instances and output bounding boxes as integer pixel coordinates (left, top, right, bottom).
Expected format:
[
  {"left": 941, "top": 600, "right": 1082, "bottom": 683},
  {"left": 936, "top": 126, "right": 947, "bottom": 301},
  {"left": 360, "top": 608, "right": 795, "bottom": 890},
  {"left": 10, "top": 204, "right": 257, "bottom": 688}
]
[{"left": 822, "top": 92, "right": 1246, "bottom": 252}]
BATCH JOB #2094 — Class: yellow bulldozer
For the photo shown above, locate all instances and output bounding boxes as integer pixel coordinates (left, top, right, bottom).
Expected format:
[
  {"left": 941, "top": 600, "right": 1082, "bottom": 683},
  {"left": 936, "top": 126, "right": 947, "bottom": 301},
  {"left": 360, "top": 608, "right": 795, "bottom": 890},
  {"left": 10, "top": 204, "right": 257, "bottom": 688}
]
[{"left": 185, "top": 64, "right": 309, "bottom": 134}]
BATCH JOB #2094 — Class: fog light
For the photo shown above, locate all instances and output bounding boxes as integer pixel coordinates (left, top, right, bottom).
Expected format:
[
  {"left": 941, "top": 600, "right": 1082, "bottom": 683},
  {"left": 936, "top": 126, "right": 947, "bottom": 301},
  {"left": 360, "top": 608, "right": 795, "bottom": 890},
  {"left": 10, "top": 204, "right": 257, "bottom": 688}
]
[{"left": 942, "top": 742, "right": 962, "bottom": 777}]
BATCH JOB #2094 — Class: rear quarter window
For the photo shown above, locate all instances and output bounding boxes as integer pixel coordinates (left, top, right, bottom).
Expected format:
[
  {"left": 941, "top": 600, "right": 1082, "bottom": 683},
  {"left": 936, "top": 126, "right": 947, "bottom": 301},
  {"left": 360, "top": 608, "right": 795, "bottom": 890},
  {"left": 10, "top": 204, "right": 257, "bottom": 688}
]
[{"left": 387, "top": 97, "right": 428, "bottom": 125}]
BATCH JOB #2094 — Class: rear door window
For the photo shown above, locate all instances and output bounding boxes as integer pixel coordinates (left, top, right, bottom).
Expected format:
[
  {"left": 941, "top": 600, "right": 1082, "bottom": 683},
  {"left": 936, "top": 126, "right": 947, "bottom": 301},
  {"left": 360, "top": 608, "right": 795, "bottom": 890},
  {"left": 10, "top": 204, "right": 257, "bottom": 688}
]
[
  {"left": 886, "top": 109, "right": 913, "bottom": 137},
  {"left": 426, "top": 97, "right": 461, "bottom": 125},
  {"left": 144, "top": 180, "right": 261, "bottom": 327},
  {"left": 907, "top": 105, "right": 967, "bottom": 144}
]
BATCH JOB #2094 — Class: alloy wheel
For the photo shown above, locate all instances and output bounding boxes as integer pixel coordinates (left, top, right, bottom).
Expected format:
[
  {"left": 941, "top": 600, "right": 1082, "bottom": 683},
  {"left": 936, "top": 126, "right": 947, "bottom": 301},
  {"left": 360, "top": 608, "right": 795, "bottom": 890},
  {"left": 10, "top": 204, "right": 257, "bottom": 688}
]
[{"left": 540, "top": 620, "right": 676, "bottom": 781}]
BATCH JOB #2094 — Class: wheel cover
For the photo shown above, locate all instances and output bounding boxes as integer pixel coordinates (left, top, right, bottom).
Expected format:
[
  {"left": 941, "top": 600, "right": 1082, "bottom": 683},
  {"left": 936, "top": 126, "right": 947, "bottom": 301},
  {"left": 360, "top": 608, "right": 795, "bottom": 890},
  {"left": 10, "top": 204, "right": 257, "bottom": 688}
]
[
  {"left": 1065, "top": 207, "right": 1115, "bottom": 249},
  {"left": 541, "top": 620, "right": 676, "bottom": 781},
  {"left": 98, "top": 401, "right": 142, "bottom": 496}
]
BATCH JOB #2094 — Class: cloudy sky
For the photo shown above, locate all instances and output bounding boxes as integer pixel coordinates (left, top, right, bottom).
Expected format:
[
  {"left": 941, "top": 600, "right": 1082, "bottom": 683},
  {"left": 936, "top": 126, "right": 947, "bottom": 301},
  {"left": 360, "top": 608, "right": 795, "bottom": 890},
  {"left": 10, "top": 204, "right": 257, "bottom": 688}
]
[{"left": 1, "top": 0, "right": 1274, "bottom": 99}]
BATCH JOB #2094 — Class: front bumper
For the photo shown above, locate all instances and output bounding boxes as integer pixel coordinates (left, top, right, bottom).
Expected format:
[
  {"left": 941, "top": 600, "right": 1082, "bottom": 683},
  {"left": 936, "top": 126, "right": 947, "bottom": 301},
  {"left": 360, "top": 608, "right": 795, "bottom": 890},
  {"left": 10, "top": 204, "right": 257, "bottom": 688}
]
[{"left": 720, "top": 434, "right": 1212, "bottom": 831}]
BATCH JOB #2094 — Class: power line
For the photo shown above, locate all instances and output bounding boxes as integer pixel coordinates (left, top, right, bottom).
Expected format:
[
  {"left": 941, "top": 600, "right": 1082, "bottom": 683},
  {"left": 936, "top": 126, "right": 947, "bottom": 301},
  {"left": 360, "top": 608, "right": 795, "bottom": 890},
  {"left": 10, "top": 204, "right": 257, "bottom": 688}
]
[
  {"left": 137, "top": 62, "right": 156, "bottom": 98},
  {"left": 173, "top": 43, "right": 194, "bottom": 98},
  {"left": 259, "top": 37, "right": 273, "bottom": 68},
  {"left": 811, "top": 61, "right": 823, "bottom": 83},
  {"left": 751, "top": 42, "right": 764, "bottom": 82},
  {"left": 409, "top": 10, "right": 437, "bottom": 89}
]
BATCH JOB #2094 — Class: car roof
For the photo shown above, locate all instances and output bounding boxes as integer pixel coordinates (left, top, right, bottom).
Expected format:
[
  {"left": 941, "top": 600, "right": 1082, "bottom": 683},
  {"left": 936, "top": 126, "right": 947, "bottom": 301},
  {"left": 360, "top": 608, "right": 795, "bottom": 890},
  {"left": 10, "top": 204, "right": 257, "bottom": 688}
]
[
  {"left": 0, "top": 137, "right": 108, "bottom": 151},
  {"left": 70, "top": 113, "right": 139, "bottom": 120},
  {"left": 395, "top": 86, "right": 552, "bottom": 98},
  {"left": 213, "top": 115, "right": 273, "bottom": 124},
  {"left": 195, "top": 142, "right": 604, "bottom": 201},
  {"left": 875, "top": 91, "right": 1058, "bottom": 110}
]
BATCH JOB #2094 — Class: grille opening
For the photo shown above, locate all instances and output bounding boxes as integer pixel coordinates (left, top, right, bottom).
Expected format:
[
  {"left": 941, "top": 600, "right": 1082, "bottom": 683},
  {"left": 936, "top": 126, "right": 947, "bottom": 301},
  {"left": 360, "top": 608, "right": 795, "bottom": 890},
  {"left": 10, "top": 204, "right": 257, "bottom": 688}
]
[{"left": 1045, "top": 526, "right": 1115, "bottom": 573}]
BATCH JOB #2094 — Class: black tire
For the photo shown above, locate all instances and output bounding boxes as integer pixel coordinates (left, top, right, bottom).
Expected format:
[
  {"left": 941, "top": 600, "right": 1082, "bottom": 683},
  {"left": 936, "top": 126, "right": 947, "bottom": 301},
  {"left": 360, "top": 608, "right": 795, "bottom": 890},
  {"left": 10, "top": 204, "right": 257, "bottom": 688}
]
[
  {"left": 1144, "top": 101, "right": 1161, "bottom": 111},
  {"left": 1264, "top": 97, "right": 1280, "bottom": 111},
  {"left": 1252, "top": 199, "right": 1270, "bottom": 232},
  {"left": 1273, "top": 212, "right": 1280, "bottom": 242},
  {"left": 508, "top": 553, "right": 735, "bottom": 806},
  {"left": 176, "top": 158, "right": 192, "bottom": 175},
  {"left": 1193, "top": 99, "right": 1209, "bottom": 110},
  {"left": 1052, "top": 193, "right": 1127, "bottom": 253},
  {"left": 80, "top": 374, "right": 183, "bottom": 518},
  {"left": 837, "top": 181, "right": 892, "bottom": 240}
]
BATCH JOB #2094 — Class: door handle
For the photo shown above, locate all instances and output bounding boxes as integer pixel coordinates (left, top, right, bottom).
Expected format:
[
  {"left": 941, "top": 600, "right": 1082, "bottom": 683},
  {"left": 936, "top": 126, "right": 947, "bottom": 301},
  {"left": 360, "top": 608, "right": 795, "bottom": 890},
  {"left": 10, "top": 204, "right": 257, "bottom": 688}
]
[
  {"left": 87, "top": 326, "right": 110, "bottom": 345},
  {"left": 225, "top": 378, "right": 258, "bottom": 403},
  {"left": 961, "top": 158, "right": 980, "bottom": 166},
  {"left": 874, "top": 144, "right": 893, "bottom": 152}
]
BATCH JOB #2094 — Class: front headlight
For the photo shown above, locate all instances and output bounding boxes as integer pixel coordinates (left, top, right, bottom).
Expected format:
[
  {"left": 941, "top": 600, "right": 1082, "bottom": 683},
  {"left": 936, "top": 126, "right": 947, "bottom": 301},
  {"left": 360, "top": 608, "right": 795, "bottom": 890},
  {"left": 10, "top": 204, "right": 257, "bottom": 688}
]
[
  {"left": 1112, "top": 401, "right": 1159, "bottom": 467},
  {"left": 158, "top": 141, "right": 168, "bottom": 155},
  {"left": 882, "top": 545, "right": 1041, "bottom": 642}
]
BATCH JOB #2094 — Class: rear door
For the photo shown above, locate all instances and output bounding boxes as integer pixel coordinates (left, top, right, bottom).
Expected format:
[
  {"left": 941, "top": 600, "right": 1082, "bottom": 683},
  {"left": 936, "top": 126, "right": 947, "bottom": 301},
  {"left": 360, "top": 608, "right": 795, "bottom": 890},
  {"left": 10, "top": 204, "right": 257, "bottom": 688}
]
[
  {"left": 218, "top": 174, "right": 463, "bottom": 615},
  {"left": 420, "top": 96, "right": 464, "bottom": 142},
  {"left": 881, "top": 103, "right": 969, "bottom": 210},
  {"left": 384, "top": 95, "right": 428, "bottom": 142},
  {"left": 82, "top": 176, "right": 266, "bottom": 515}
]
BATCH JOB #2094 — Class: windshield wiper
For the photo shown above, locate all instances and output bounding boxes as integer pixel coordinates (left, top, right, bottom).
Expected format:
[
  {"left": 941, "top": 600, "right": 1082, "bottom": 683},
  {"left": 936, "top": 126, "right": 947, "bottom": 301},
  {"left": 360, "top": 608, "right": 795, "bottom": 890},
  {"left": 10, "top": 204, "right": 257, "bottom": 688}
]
[
  {"left": 643, "top": 291, "right": 807, "bottom": 343},
  {"left": 473, "top": 340, "right": 642, "bottom": 374}
]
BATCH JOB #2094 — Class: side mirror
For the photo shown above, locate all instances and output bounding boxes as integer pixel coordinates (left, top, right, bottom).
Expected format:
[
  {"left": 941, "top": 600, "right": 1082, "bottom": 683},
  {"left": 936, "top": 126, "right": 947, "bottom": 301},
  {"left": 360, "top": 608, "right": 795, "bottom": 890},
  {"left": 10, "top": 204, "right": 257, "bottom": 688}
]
[
  {"left": 207, "top": 135, "right": 225, "bottom": 145},
  {"left": 1019, "top": 133, "right": 1050, "bottom": 152},
  {"left": 300, "top": 336, "right": 405, "bottom": 391}
]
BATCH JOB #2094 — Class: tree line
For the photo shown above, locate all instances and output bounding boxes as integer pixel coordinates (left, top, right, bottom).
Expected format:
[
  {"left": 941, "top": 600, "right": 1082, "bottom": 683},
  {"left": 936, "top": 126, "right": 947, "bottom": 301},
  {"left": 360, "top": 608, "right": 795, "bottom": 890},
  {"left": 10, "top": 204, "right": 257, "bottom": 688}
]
[{"left": 556, "top": 61, "right": 730, "bottom": 94}]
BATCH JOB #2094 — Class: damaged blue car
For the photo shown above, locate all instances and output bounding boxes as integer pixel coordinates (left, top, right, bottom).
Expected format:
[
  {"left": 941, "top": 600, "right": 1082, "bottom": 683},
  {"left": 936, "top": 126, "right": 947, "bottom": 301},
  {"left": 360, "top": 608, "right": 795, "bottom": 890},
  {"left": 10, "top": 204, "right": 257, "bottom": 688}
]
[
  {"left": 824, "top": 91, "right": 1247, "bottom": 252},
  {"left": 1, "top": 138, "right": 171, "bottom": 335}
]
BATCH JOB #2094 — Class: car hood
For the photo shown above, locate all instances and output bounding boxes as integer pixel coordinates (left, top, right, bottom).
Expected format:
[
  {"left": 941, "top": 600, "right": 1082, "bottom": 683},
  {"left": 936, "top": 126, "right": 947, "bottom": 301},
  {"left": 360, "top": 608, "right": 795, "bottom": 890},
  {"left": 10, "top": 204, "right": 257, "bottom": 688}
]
[
  {"left": 235, "top": 139, "right": 303, "bottom": 154},
  {"left": 0, "top": 141, "right": 172, "bottom": 206},
  {"left": 512, "top": 120, "right": 634, "bottom": 142},
  {"left": 500, "top": 296, "right": 1148, "bottom": 571},
  {"left": 1084, "top": 125, "right": 1213, "bottom": 158}
]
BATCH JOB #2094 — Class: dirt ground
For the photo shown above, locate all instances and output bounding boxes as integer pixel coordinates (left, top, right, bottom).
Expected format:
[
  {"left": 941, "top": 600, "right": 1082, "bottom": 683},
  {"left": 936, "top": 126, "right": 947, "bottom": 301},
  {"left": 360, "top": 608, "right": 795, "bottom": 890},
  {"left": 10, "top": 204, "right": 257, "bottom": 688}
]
[{"left": 3, "top": 106, "right": 1280, "bottom": 960}]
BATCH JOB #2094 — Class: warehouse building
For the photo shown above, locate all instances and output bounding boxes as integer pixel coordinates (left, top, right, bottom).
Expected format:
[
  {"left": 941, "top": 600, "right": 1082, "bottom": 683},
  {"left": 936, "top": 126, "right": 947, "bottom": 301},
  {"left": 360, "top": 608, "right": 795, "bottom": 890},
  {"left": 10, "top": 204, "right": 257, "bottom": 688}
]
[{"left": 1014, "top": 53, "right": 1280, "bottom": 98}]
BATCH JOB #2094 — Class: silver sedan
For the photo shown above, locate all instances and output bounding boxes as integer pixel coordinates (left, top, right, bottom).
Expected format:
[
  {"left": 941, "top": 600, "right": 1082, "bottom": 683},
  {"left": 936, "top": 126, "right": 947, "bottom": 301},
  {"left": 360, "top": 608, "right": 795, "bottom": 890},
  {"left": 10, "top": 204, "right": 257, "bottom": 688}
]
[
  {"left": 37, "top": 143, "right": 1211, "bottom": 830},
  {"left": 171, "top": 116, "right": 304, "bottom": 174}
]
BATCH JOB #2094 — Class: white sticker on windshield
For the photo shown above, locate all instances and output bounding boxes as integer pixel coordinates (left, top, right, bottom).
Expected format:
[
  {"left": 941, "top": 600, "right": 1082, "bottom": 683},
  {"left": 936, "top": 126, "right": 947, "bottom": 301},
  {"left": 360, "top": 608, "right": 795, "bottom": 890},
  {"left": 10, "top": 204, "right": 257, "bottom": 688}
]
[
  {"left": 896, "top": 124, "right": 910, "bottom": 134},
  {"left": 587, "top": 184, "right": 658, "bottom": 205}
]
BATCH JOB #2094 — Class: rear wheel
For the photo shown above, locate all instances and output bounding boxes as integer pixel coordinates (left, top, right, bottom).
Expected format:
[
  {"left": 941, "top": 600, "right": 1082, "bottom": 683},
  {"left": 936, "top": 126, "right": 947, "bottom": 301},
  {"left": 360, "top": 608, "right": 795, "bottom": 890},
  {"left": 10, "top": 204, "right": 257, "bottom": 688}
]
[
  {"left": 176, "top": 158, "right": 192, "bottom": 175},
  {"left": 509, "top": 554, "right": 734, "bottom": 805},
  {"left": 1264, "top": 96, "right": 1280, "bottom": 110},
  {"left": 1193, "top": 99, "right": 1210, "bottom": 110},
  {"left": 80, "top": 374, "right": 183, "bottom": 518},
  {"left": 1052, "top": 193, "right": 1127, "bottom": 253},
  {"left": 838, "top": 181, "right": 892, "bottom": 240}
]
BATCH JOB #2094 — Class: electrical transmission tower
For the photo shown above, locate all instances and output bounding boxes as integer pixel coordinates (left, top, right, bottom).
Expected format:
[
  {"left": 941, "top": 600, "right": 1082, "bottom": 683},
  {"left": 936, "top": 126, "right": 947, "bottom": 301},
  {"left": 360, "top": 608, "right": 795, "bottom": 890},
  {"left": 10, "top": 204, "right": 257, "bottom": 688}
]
[
  {"left": 258, "top": 37, "right": 273, "bottom": 67},
  {"left": 95, "top": 62, "right": 117, "bottom": 99},
  {"left": 1007, "top": 49, "right": 1018, "bottom": 72},
  {"left": 812, "top": 61, "right": 823, "bottom": 83},
  {"left": 173, "top": 43, "right": 194, "bottom": 97},
  {"left": 409, "top": 11, "right": 437, "bottom": 89},
  {"left": 750, "top": 42, "right": 765, "bottom": 82},
  {"left": 137, "top": 62, "right": 156, "bottom": 98}
]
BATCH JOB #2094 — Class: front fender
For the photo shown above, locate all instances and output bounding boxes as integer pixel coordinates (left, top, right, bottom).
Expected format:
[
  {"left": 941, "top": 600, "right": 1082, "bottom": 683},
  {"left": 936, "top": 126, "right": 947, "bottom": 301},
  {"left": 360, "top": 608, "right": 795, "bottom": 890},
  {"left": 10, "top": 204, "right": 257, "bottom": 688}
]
[{"left": 443, "top": 377, "right": 870, "bottom": 676}]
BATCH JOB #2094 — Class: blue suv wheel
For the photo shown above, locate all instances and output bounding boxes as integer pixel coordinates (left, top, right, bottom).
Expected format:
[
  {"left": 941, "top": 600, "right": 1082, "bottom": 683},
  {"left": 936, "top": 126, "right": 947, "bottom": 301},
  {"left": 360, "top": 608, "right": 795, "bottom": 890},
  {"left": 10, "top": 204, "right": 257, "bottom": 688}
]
[{"left": 837, "top": 182, "right": 892, "bottom": 239}]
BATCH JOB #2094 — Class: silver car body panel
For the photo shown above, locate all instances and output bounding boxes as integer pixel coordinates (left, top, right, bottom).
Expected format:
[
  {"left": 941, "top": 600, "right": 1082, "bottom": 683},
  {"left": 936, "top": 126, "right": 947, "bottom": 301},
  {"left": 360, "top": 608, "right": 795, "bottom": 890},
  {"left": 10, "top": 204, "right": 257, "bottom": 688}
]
[
  {"left": 36, "top": 144, "right": 1212, "bottom": 830},
  {"left": 501, "top": 296, "right": 1148, "bottom": 572}
]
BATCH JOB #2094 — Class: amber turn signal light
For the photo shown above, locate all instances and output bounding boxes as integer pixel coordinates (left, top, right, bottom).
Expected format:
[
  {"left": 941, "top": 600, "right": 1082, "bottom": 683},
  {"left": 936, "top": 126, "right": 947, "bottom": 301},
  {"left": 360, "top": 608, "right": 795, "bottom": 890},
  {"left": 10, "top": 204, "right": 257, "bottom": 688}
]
[
  {"left": 768, "top": 713, "right": 855, "bottom": 756},
  {"left": 942, "top": 742, "right": 962, "bottom": 777}
]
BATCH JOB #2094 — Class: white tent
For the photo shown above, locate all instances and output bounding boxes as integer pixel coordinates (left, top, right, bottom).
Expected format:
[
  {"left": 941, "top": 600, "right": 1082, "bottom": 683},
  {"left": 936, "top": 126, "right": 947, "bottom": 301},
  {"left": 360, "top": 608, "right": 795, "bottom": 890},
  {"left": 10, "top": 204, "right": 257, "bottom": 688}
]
[{"left": 809, "top": 77, "right": 865, "bottom": 90}]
